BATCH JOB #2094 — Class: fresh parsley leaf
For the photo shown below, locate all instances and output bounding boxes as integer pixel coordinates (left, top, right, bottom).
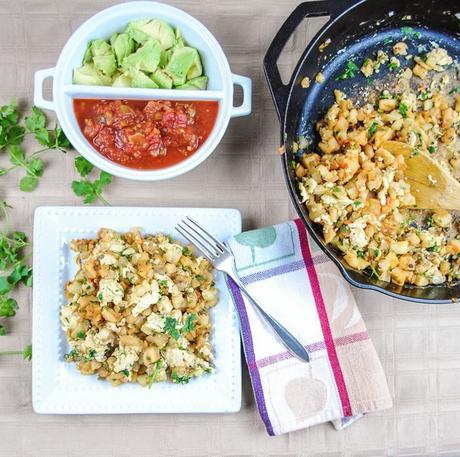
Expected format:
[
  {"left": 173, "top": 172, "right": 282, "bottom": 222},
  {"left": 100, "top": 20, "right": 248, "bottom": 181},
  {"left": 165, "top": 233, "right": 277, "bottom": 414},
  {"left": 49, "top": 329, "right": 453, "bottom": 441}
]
[
  {"left": 171, "top": 371, "right": 191, "bottom": 384},
  {"left": 122, "top": 369, "right": 130, "bottom": 377},
  {"left": 356, "top": 249, "right": 366, "bottom": 258},
  {"left": 0, "top": 296, "right": 18, "bottom": 317},
  {"left": 0, "top": 100, "right": 24, "bottom": 149},
  {"left": 159, "top": 279, "right": 169, "bottom": 287},
  {"left": 182, "top": 314, "right": 197, "bottom": 334},
  {"left": 76, "top": 331, "right": 86, "bottom": 339},
  {"left": 449, "top": 86, "right": 460, "bottom": 94},
  {"left": 72, "top": 171, "right": 112, "bottom": 205},
  {"left": 164, "top": 317, "right": 180, "bottom": 340},
  {"left": 388, "top": 62, "right": 399, "bottom": 71},
  {"left": 53, "top": 124, "right": 70, "bottom": 149},
  {"left": 19, "top": 176, "right": 38, "bottom": 192},
  {"left": 383, "top": 36, "right": 393, "bottom": 45},
  {"left": 75, "top": 156, "right": 94, "bottom": 177},
  {"left": 399, "top": 102, "right": 409, "bottom": 118},
  {"left": 428, "top": 144, "right": 437, "bottom": 154},
  {"left": 353, "top": 200, "right": 362, "bottom": 207},
  {"left": 25, "top": 106, "right": 46, "bottom": 132},
  {"left": 22, "top": 344, "right": 32, "bottom": 361},
  {"left": 401, "top": 26, "right": 421, "bottom": 38},
  {"left": 425, "top": 215, "right": 434, "bottom": 227}
]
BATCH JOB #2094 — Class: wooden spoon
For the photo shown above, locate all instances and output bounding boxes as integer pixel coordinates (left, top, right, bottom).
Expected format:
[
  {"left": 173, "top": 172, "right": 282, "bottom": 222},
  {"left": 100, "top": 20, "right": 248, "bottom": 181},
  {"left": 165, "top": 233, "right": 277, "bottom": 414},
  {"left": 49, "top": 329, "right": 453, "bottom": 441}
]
[{"left": 381, "top": 140, "right": 460, "bottom": 211}]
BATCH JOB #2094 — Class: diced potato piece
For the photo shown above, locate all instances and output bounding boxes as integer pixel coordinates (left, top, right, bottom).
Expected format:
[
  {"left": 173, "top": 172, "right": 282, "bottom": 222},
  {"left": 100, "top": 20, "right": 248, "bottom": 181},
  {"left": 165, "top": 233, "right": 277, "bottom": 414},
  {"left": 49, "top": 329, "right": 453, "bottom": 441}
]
[
  {"left": 432, "top": 209, "right": 452, "bottom": 228},
  {"left": 391, "top": 267, "right": 409, "bottom": 286},
  {"left": 391, "top": 241, "right": 409, "bottom": 255}
]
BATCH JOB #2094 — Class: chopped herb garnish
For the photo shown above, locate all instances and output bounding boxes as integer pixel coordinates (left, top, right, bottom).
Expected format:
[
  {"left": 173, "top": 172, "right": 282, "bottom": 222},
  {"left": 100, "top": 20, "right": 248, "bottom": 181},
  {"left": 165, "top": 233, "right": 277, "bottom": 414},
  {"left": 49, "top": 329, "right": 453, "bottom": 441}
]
[
  {"left": 182, "top": 314, "right": 197, "bottom": 334},
  {"left": 449, "top": 86, "right": 460, "bottom": 94},
  {"left": 332, "top": 186, "right": 341, "bottom": 193},
  {"left": 164, "top": 317, "right": 180, "bottom": 340},
  {"left": 182, "top": 246, "right": 192, "bottom": 256},
  {"left": 427, "top": 245, "right": 439, "bottom": 252},
  {"left": 171, "top": 371, "right": 191, "bottom": 384},
  {"left": 122, "top": 369, "right": 130, "bottom": 377},
  {"left": 401, "top": 26, "right": 421, "bottom": 38},
  {"left": 411, "top": 148, "right": 420, "bottom": 156},
  {"left": 356, "top": 250, "right": 366, "bottom": 259},
  {"left": 419, "top": 91, "right": 431, "bottom": 101},
  {"left": 419, "top": 52, "right": 428, "bottom": 62},
  {"left": 76, "top": 331, "right": 86, "bottom": 339},
  {"left": 148, "top": 360, "right": 163, "bottom": 388},
  {"left": 353, "top": 200, "right": 362, "bottom": 207},
  {"left": 383, "top": 37, "right": 393, "bottom": 45},
  {"left": 87, "top": 349, "right": 96, "bottom": 360},
  {"left": 368, "top": 264, "right": 380, "bottom": 279},
  {"left": 399, "top": 102, "right": 409, "bottom": 118},
  {"left": 388, "top": 62, "right": 399, "bottom": 71},
  {"left": 373, "top": 248, "right": 380, "bottom": 257},
  {"left": 425, "top": 215, "right": 434, "bottom": 227},
  {"left": 159, "top": 279, "right": 169, "bottom": 287},
  {"left": 427, "top": 144, "right": 437, "bottom": 154},
  {"left": 337, "top": 59, "right": 359, "bottom": 80},
  {"left": 368, "top": 121, "right": 379, "bottom": 138}
]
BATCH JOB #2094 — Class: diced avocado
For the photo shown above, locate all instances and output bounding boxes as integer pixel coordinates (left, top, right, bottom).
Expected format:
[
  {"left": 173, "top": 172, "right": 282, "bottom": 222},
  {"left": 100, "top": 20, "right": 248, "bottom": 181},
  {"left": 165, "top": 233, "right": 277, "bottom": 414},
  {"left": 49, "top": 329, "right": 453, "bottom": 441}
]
[
  {"left": 72, "top": 63, "right": 112, "bottom": 86},
  {"left": 165, "top": 47, "right": 197, "bottom": 86},
  {"left": 112, "top": 73, "right": 132, "bottom": 87},
  {"left": 82, "top": 42, "right": 93, "bottom": 64},
  {"left": 112, "top": 33, "right": 135, "bottom": 65},
  {"left": 130, "top": 70, "right": 159, "bottom": 88},
  {"left": 93, "top": 53, "right": 117, "bottom": 77},
  {"left": 174, "top": 27, "right": 185, "bottom": 48},
  {"left": 127, "top": 19, "right": 175, "bottom": 50},
  {"left": 159, "top": 49, "right": 173, "bottom": 68},
  {"left": 90, "top": 39, "right": 113, "bottom": 57},
  {"left": 122, "top": 38, "right": 161, "bottom": 73},
  {"left": 176, "top": 76, "right": 208, "bottom": 90},
  {"left": 110, "top": 32, "right": 119, "bottom": 47},
  {"left": 186, "top": 51, "right": 203, "bottom": 80},
  {"left": 152, "top": 69, "right": 173, "bottom": 88}
]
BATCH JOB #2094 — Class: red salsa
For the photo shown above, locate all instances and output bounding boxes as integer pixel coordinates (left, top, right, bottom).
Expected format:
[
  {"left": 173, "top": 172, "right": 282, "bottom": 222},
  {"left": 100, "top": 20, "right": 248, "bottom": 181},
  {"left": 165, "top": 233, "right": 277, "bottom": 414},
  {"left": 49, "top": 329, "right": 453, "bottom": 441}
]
[{"left": 73, "top": 99, "right": 219, "bottom": 169}]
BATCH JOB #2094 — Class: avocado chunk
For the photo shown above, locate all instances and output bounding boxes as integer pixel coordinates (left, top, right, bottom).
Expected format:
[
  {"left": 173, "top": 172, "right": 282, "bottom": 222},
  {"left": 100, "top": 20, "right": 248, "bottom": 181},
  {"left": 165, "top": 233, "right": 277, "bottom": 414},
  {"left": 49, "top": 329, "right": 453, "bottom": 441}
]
[
  {"left": 122, "top": 38, "right": 161, "bottom": 74},
  {"left": 127, "top": 19, "right": 175, "bottom": 50},
  {"left": 72, "top": 63, "right": 112, "bottom": 86},
  {"left": 93, "top": 54, "right": 117, "bottom": 77},
  {"left": 159, "top": 49, "right": 172, "bottom": 69},
  {"left": 186, "top": 51, "right": 203, "bottom": 80},
  {"left": 130, "top": 70, "right": 159, "bottom": 88},
  {"left": 176, "top": 76, "right": 208, "bottom": 90},
  {"left": 112, "top": 33, "right": 135, "bottom": 66},
  {"left": 90, "top": 39, "right": 113, "bottom": 57},
  {"left": 112, "top": 73, "right": 132, "bottom": 87},
  {"left": 151, "top": 69, "right": 173, "bottom": 89},
  {"left": 165, "top": 47, "right": 198, "bottom": 86},
  {"left": 174, "top": 27, "right": 185, "bottom": 48}
]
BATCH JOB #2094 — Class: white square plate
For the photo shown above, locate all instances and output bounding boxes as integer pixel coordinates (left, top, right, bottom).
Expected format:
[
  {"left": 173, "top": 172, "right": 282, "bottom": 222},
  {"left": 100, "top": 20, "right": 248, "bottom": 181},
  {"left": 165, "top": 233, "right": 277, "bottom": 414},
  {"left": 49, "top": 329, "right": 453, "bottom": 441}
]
[{"left": 32, "top": 206, "right": 242, "bottom": 414}]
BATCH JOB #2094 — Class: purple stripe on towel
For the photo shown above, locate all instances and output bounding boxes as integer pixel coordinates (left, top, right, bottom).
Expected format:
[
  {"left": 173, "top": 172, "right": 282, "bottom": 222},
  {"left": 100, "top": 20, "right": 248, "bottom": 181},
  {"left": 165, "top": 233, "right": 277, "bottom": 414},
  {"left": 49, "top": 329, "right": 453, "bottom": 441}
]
[
  {"left": 240, "top": 260, "right": 305, "bottom": 284},
  {"left": 226, "top": 276, "right": 275, "bottom": 436}
]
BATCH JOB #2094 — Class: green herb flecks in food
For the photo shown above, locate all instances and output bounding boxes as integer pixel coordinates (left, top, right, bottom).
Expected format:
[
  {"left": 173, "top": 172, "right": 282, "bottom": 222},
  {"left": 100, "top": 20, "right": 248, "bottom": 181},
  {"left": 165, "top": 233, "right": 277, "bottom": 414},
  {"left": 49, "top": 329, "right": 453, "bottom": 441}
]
[
  {"left": 336, "top": 59, "right": 359, "bottom": 80},
  {"left": 399, "top": 102, "right": 409, "bottom": 118},
  {"left": 182, "top": 313, "right": 197, "bottom": 334},
  {"left": 368, "top": 121, "right": 379, "bottom": 138},
  {"left": 171, "top": 371, "right": 191, "bottom": 384},
  {"left": 164, "top": 316, "right": 180, "bottom": 340},
  {"left": 401, "top": 26, "right": 421, "bottom": 39}
]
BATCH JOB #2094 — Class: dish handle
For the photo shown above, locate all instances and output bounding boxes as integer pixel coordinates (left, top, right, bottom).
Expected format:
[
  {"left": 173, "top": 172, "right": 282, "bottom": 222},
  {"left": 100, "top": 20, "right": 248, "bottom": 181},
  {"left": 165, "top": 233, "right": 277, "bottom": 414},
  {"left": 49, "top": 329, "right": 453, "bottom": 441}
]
[
  {"left": 34, "top": 68, "right": 56, "bottom": 112},
  {"left": 263, "top": 1, "right": 329, "bottom": 120},
  {"left": 230, "top": 74, "right": 252, "bottom": 118}
]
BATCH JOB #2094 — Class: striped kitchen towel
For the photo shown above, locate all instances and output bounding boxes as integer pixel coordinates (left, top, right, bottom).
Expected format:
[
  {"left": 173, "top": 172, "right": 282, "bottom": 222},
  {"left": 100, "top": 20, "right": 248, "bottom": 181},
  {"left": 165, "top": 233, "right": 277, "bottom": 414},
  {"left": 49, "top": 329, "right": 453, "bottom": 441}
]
[{"left": 226, "top": 219, "right": 392, "bottom": 436}]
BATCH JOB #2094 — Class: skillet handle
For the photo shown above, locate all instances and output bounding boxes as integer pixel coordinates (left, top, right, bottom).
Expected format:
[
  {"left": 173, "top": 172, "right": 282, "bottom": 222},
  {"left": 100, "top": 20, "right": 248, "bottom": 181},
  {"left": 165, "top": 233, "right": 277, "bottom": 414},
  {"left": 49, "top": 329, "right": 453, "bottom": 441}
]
[{"left": 263, "top": 1, "right": 330, "bottom": 120}]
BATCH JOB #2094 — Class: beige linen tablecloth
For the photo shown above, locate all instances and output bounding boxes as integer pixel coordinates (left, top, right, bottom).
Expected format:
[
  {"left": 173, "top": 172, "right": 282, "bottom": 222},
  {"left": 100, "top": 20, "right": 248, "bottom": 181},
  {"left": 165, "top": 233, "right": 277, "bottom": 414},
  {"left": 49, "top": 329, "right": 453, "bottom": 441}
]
[{"left": 1, "top": 1, "right": 460, "bottom": 456}]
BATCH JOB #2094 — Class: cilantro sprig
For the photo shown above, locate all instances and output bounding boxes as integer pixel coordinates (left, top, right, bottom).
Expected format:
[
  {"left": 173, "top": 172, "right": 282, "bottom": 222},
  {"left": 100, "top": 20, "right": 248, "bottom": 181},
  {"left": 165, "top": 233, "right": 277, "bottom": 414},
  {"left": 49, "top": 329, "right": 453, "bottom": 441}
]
[
  {"left": 171, "top": 371, "right": 191, "bottom": 384},
  {"left": 0, "top": 201, "right": 32, "bottom": 336},
  {"left": 0, "top": 344, "right": 32, "bottom": 361},
  {"left": 0, "top": 101, "right": 71, "bottom": 191},
  {"left": 72, "top": 156, "right": 112, "bottom": 205}
]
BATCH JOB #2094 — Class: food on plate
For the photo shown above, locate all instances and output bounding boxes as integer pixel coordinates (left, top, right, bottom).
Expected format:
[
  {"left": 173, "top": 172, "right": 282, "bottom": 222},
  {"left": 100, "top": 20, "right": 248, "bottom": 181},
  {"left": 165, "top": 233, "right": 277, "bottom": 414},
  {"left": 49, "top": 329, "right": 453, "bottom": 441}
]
[
  {"left": 61, "top": 228, "right": 218, "bottom": 386},
  {"left": 73, "top": 18, "right": 208, "bottom": 90},
  {"left": 295, "top": 45, "right": 460, "bottom": 286},
  {"left": 73, "top": 99, "right": 218, "bottom": 169}
]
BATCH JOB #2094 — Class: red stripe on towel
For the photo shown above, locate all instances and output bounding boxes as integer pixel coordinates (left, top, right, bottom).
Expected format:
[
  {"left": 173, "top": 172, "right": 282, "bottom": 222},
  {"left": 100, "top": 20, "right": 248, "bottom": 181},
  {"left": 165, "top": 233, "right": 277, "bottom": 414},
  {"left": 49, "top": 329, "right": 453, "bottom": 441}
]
[{"left": 294, "top": 219, "right": 353, "bottom": 417}]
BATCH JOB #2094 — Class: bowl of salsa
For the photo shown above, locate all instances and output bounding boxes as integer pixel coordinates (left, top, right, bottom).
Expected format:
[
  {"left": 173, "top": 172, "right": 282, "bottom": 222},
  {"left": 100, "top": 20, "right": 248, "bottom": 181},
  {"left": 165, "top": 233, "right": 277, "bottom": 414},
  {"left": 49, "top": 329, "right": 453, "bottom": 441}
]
[
  {"left": 74, "top": 99, "right": 219, "bottom": 170},
  {"left": 33, "top": 1, "right": 252, "bottom": 180}
]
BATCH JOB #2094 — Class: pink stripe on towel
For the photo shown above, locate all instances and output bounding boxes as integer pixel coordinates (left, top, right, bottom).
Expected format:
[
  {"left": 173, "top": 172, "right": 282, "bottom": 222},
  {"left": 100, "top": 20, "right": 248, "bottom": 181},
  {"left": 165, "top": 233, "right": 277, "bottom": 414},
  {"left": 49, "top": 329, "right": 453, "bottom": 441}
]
[{"left": 294, "top": 219, "right": 353, "bottom": 417}]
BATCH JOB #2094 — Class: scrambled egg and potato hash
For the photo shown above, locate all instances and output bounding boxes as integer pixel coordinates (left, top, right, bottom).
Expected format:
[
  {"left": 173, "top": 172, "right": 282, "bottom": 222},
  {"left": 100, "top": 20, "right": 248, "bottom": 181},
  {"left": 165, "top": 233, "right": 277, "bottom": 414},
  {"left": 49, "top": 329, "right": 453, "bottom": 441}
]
[
  {"left": 61, "top": 228, "right": 218, "bottom": 387},
  {"left": 296, "top": 44, "right": 460, "bottom": 287}
]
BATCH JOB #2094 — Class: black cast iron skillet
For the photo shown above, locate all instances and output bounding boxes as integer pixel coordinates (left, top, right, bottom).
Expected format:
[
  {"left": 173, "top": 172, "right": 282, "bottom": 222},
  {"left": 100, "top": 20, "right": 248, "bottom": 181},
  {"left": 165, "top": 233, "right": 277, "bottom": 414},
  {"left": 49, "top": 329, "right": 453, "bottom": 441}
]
[{"left": 264, "top": 0, "right": 460, "bottom": 303}]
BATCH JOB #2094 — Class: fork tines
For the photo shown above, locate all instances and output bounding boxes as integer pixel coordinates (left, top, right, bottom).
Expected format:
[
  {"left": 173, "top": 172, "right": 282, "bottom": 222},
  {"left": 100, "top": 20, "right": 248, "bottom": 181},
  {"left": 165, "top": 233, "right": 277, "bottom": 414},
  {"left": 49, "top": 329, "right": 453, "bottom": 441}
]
[{"left": 175, "top": 217, "right": 226, "bottom": 262}]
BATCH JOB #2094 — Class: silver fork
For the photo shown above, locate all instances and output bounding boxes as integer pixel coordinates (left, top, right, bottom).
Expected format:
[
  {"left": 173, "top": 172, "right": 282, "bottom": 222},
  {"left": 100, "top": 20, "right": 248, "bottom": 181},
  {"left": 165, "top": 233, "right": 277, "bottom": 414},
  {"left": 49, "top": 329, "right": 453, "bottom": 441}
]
[{"left": 176, "top": 217, "right": 310, "bottom": 362}]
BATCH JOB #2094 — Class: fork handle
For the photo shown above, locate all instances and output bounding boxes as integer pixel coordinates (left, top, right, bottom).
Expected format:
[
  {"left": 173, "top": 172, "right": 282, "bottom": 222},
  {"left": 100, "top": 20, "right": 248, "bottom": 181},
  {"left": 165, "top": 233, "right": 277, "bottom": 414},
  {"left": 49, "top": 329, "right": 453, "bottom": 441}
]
[{"left": 230, "top": 275, "right": 310, "bottom": 363}]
